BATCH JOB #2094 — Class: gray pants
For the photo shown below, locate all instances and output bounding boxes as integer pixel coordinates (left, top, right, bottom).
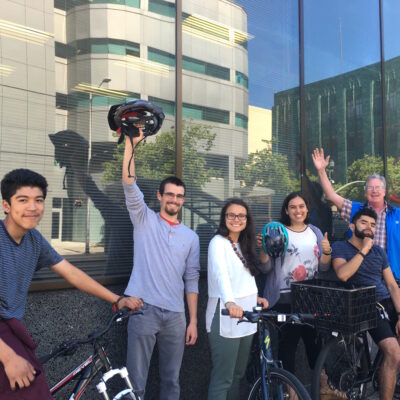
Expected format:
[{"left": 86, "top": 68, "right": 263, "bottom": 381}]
[
  {"left": 207, "top": 309, "right": 253, "bottom": 400},
  {"left": 126, "top": 303, "right": 186, "bottom": 400}
]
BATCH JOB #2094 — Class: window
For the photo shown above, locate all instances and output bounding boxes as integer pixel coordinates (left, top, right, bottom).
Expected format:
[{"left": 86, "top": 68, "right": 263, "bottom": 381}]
[
  {"left": 148, "top": 0, "right": 175, "bottom": 18},
  {"left": 235, "top": 71, "right": 248, "bottom": 89},
  {"left": 183, "top": 56, "right": 229, "bottom": 80},
  {"left": 235, "top": 113, "right": 248, "bottom": 129},
  {"left": 55, "top": 42, "right": 74, "bottom": 58},
  {"left": 73, "top": 39, "right": 140, "bottom": 57},
  {"left": 183, "top": 103, "right": 229, "bottom": 124},
  {"left": 148, "top": 48, "right": 176, "bottom": 67},
  {"left": 55, "top": 0, "right": 140, "bottom": 10},
  {"left": 148, "top": 97, "right": 175, "bottom": 116},
  {"left": 56, "top": 93, "right": 68, "bottom": 110}
]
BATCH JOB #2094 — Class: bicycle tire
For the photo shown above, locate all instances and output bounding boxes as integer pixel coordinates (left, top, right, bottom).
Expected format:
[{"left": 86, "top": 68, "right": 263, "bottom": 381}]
[
  {"left": 311, "top": 337, "right": 368, "bottom": 400},
  {"left": 248, "top": 367, "right": 311, "bottom": 400}
]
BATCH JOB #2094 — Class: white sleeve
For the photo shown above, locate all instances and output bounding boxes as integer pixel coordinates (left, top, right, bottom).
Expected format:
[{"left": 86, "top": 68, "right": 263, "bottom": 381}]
[{"left": 208, "top": 237, "right": 235, "bottom": 305}]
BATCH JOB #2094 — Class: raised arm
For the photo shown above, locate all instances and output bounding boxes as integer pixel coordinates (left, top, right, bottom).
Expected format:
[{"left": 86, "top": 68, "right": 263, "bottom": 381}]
[
  {"left": 122, "top": 129, "right": 144, "bottom": 185},
  {"left": 312, "top": 148, "right": 344, "bottom": 211}
]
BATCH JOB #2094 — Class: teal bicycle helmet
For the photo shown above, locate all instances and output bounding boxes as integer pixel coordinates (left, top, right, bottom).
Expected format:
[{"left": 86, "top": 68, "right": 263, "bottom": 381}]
[{"left": 262, "top": 222, "right": 289, "bottom": 259}]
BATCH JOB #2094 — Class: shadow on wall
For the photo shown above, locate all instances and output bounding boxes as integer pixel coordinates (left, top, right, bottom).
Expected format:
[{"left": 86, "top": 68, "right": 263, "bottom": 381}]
[{"left": 49, "top": 131, "right": 134, "bottom": 275}]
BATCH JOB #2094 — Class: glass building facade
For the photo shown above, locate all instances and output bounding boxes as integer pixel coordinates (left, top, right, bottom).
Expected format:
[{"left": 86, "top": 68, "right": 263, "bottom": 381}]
[{"left": 1, "top": 0, "right": 399, "bottom": 285}]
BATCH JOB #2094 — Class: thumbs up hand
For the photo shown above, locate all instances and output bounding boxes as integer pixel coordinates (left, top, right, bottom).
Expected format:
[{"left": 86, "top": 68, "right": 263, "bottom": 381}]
[{"left": 321, "top": 232, "right": 332, "bottom": 256}]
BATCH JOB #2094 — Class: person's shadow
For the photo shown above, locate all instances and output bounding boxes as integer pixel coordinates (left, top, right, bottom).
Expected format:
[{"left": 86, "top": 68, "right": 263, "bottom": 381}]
[{"left": 49, "top": 130, "right": 133, "bottom": 275}]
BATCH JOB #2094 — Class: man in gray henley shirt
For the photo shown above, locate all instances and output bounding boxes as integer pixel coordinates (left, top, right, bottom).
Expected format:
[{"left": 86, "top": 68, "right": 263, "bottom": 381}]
[{"left": 122, "top": 130, "right": 200, "bottom": 400}]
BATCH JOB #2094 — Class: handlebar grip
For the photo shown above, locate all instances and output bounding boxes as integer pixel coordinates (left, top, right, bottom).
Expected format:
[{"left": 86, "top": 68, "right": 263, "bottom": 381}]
[
  {"left": 221, "top": 309, "right": 230, "bottom": 316},
  {"left": 298, "top": 313, "right": 316, "bottom": 321}
]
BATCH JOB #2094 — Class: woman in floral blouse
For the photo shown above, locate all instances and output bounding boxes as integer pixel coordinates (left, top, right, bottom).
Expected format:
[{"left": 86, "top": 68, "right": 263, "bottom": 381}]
[{"left": 259, "top": 192, "right": 331, "bottom": 375}]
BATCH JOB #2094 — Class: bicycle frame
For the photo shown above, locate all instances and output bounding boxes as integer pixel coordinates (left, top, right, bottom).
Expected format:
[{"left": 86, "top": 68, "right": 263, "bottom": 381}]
[
  {"left": 335, "top": 331, "right": 383, "bottom": 388},
  {"left": 256, "top": 318, "right": 285, "bottom": 400},
  {"left": 50, "top": 342, "right": 111, "bottom": 399},
  {"left": 40, "top": 309, "right": 141, "bottom": 400}
]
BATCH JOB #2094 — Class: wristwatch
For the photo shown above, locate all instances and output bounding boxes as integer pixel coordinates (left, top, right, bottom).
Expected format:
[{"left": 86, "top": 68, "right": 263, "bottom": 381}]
[{"left": 323, "top": 247, "right": 332, "bottom": 256}]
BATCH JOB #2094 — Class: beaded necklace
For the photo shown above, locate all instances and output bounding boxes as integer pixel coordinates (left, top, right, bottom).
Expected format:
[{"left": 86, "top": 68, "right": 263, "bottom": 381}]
[{"left": 227, "top": 236, "right": 246, "bottom": 265}]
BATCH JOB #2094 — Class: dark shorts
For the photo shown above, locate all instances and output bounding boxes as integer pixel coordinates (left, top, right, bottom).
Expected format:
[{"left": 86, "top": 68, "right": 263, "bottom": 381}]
[{"left": 368, "top": 298, "right": 398, "bottom": 344}]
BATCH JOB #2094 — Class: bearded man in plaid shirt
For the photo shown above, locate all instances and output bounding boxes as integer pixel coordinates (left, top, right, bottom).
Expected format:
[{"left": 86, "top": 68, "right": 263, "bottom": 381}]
[{"left": 312, "top": 148, "right": 400, "bottom": 279}]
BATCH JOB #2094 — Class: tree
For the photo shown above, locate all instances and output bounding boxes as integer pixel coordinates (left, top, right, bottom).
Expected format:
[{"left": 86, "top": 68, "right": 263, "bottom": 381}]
[
  {"left": 332, "top": 155, "right": 400, "bottom": 201},
  {"left": 236, "top": 141, "right": 300, "bottom": 194},
  {"left": 102, "top": 122, "right": 220, "bottom": 189}
]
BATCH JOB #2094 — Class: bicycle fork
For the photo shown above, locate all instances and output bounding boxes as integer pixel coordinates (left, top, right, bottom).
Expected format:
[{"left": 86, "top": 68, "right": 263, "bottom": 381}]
[{"left": 96, "top": 366, "right": 138, "bottom": 399}]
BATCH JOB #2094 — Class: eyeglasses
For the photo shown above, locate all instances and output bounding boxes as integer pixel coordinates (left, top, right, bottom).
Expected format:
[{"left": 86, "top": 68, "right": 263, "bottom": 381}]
[
  {"left": 366, "top": 186, "right": 384, "bottom": 192},
  {"left": 163, "top": 192, "right": 185, "bottom": 200},
  {"left": 225, "top": 213, "right": 247, "bottom": 221}
]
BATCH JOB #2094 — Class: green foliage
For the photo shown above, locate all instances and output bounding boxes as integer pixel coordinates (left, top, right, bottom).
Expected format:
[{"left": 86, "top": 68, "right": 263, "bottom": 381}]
[
  {"left": 102, "top": 122, "right": 220, "bottom": 189},
  {"left": 236, "top": 142, "right": 300, "bottom": 195},
  {"left": 335, "top": 155, "right": 400, "bottom": 200}
]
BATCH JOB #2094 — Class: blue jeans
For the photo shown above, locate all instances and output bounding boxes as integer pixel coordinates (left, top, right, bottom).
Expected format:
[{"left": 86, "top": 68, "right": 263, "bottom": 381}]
[{"left": 126, "top": 302, "right": 186, "bottom": 400}]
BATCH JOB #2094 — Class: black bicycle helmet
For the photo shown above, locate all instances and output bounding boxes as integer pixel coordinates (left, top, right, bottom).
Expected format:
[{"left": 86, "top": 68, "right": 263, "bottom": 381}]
[
  {"left": 262, "top": 222, "right": 289, "bottom": 259},
  {"left": 108, "top": 99, "right": 165, "bottom": 144}
]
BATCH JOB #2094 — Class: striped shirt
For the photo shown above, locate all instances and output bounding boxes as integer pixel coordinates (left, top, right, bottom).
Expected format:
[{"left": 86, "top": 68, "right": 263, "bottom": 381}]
[
  {"left": 340, "top": 198, "right": 387, "bottom": 250},
  {"left": 0, "top": 221, "right": 63, "bottom": 320}
]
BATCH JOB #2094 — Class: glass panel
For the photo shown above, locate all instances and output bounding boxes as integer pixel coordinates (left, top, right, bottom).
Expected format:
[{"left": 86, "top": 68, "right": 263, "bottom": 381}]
[
  {"left": 125, "top": 0, "right": 140, "bottom": 7},
  {"left": 235, "top": 113, "right": 248, "bottom": 129},
  {"left": 235, "top": 71, "right": 249, "bottom": 89},
  {"left": 383, "top": 0, "right": 400, "bottom": 204},
  {"left": 149, "top": 0, "right": 175, "bottom": 18},
  {"left": 182, "top": 104, "right": 202, "bottom": 120},
  {"left": 181, "top": 0, "right": 300, "bottom": 268},
  {"left": 182, "top": 57, "right": 206, "bottom": 74},
  {"left": 148, "top": 96, "right": 175, "bottom": 116},
  {"left": 0, "top": 0, "right": 173, "bottom": 282},
  {"left": 148, "top": 47, "right": 176, "bottom": 66},
  {"left": 303, "top": 0, "right": 382, "bottom": 240},
  {"left": 108, "top": 43, "right": 125, "bottom": 56}
]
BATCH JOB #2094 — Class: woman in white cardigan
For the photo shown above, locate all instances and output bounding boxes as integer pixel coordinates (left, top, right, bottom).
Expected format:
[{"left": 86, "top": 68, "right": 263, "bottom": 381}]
[{"left": 206, "top": 198, "right": 268, "bottom": 400}]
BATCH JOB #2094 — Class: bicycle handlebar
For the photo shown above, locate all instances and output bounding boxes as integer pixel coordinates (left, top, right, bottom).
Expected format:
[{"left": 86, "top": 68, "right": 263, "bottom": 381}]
[
  {"left": 39, "top": 308, "right": 142, "bottom": 364},
  {"left": 221, "top": 308, "right": 316, "bottom": 324}
]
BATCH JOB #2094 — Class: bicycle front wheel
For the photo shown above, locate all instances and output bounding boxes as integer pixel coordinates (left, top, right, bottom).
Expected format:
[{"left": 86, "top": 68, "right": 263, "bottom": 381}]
[
  {"left": 311, "top": 337, "right": 368, "bottom": 400},
  {"left": 248, "top": 367, "right": 311, "bottom": 400}
]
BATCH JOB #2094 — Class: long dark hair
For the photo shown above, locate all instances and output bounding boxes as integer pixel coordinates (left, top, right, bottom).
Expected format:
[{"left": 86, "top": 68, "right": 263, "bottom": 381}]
[
  {"left": 279, "top": 192, "right": 310, "bottom": 227},
  {"left": 216, "top": 198, "right": 258, "bottom": 276}
]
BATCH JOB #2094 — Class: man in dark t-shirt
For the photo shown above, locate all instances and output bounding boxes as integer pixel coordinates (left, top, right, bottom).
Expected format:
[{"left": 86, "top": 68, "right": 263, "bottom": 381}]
[
  {"left": 0, "top": 169, "right": 143, "bottom": 399},
  {"left": 332, "top": 207, "right": 400, "bottom": 400}
]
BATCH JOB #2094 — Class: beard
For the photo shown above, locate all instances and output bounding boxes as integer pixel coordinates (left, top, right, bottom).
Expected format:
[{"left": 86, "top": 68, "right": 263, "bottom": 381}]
[
  {"left": 164, "top": 203, "right": 180, "bottom": 216},
  {"left": 354, "top": 226, "right": 374, "bottom": 240}
]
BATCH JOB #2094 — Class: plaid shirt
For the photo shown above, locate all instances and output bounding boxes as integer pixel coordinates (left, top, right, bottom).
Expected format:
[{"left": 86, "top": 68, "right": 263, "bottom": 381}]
[{"left": 339, "top": 198, "right": 387, "bottom": 250}]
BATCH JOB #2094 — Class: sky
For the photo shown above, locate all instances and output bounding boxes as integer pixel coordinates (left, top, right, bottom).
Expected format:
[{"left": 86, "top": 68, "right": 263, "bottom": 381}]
[{"left": 235, "top": 0, "right": 400, "bottom": 109}]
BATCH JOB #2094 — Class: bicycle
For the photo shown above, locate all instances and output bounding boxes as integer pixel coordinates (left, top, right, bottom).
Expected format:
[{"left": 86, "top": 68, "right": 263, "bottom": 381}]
[
  {"left": 311, "top": 326, "right": 400, "bottom": 399},
  {"left": 38, "top": 308, "right": 143, "bottom": 400},
  {"left": 290, "top": 278, "right": 383, "bottom": 399},
  {"left": 222, "top": 307, "right": 314, "bottom": 400}
]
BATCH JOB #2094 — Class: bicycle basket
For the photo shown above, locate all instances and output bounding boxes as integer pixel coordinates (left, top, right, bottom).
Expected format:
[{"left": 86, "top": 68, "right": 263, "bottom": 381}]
[{"left": 291, "top": 279, "right": 376, "bottom": 334}]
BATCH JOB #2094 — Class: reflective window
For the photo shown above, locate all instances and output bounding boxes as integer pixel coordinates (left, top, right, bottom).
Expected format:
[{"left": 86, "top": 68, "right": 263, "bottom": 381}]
[
  {"left": 303, "top": 0, "right": 382, "bottom": 239},
  {"left": 3, "top": 0, "right": 398, "bottom": 283},
  {"left": 149, "top": 0, "right": 175, "bottom": 17},
  {"left": 383, "top": 0, "right": 400, "bottom": 204}
]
